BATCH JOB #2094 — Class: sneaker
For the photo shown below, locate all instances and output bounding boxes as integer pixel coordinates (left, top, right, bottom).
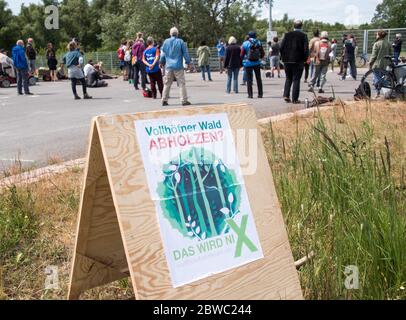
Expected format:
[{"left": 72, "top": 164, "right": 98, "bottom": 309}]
[
  {"left": 74, "top": 95, "right": 81, "bottom": 100},
  {"left": 182, "top": 101, "right": 192, "bottom": 106},
  {"left": 318, "top": 89, "right": 325, "bottom": 94},
  {"left": 18, "top": 92, "right": 23, "bottom": 96},
  {"left": 162, "top": 101, "right": 169, "bottom": 106},
  {"left": 84, "top": 94, "right": 93, "bottom": 99},
  {"left": 283, "top": 97, "right": 291, "bottom": 103}
]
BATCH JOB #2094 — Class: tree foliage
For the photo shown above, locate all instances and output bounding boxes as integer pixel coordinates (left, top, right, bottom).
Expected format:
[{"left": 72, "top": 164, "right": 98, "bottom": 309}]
[
  {"left": 1, "top": 0, "right": 401, "bottom": 53},
  {"left": 371, "top": 0, "right": 406, "bottom": 28}
]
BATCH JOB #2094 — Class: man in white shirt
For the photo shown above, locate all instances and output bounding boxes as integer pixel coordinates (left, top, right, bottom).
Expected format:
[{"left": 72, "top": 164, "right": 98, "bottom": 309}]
[{"left": 83, "top": 60, "right": 95, "bottom": 78}]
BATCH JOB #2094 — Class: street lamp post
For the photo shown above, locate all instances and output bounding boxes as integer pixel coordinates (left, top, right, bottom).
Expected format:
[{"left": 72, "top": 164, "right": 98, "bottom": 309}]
[{"left": 269, "top": 0, "right": 274, "bottom": 32}]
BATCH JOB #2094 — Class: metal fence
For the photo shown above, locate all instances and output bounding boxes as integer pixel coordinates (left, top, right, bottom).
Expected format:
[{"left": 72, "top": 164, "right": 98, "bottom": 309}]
[
  {"left": 304, "top": 28, "right": 406, "bottom": 57},
  {"left": 34, "top": 28, "right": 406, "bottom": 73}
]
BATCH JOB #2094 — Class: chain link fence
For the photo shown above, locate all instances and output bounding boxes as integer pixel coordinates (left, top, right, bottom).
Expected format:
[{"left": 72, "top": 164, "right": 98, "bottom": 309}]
[{"left": 34, "top": 28, "right": 406, "bottom": 74}]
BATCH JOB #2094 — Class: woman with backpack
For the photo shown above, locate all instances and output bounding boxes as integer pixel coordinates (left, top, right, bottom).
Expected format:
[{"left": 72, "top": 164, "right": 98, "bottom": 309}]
[
  {"left": 240, "top": 31, "right": 264, "bottom": 99},
  {"left": 117, "top": 39, "right": 127, "bottom": 80},
  {"left": 125, "top": 40, "right": 134, "bottom": 84},
  {"left": 308, "top": 31, "right": 331, "bottom": 94},
  {"left": 197, "top": 41, "right": 212, "bottom": 82}
]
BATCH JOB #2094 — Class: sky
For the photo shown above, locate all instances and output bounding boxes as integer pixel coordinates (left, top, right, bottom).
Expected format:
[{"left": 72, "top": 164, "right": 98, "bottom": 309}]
[{"left": 8, "top": 0, "right": 382, "bottom": 25}]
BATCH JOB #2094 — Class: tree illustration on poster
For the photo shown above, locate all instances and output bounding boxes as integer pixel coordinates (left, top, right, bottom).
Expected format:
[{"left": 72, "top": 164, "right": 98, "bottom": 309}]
[{"left": 158, "top": 147, "right": 241, "bottom": 240}]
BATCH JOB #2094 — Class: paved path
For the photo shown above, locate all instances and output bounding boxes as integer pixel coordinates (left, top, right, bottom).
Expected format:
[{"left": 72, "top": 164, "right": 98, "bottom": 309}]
[{"left": 0, "top": 70, "right": 364, "bottom": 168}]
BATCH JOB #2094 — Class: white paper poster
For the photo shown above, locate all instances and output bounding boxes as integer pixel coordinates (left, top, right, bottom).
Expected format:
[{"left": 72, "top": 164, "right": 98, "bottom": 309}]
[{"left": 135, "top": 113, "right": 263, "bottom": 287}]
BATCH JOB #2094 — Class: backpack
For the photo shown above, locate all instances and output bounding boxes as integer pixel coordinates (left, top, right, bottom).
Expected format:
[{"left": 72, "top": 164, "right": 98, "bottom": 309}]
[
  {"left": 117, "top": 47, "right": 125, "bottom": 61},
  {"left": 354, "top": 82, "right": 371, "bottom": 101},
  {"left": 124, "top": 49, "right": 131, "bottom": 62},
  {"left": 142, "top": 88, "right": 153, "bottom": 98},
  {"left": 247, "top": 40, "right": 263, "bottom": 62},
  {"left": 318, "top": 41, "right": 329, "bottom": 61}
]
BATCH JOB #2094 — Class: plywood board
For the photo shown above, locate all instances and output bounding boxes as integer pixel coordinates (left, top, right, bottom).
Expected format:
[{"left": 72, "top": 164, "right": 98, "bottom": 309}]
[{"left": 68, "top": 104, "right": 303, "bottom": 300}]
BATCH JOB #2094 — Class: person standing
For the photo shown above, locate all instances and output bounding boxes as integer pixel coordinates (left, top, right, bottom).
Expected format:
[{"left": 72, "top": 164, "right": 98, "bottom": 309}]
[
  {"left": 143, "top": 37, "right": 164, "bottom": 99},
  {"left": 46, "top": 42, "right": 58, "bottom": 81},
  {"left": 280, "top": 20, "right": 309, "bottom": 104},
  {"left": 330, "top": 39, "right": 338, "bottom": 72},
  {"left": 392, "top": 34, "right": 402, "bottom": 65},
  {"left": 309, "top": 30, "right": 320, "bottom": 79},
  {"left": 309, "top": 31, "right": 331, "bottom": 94},
  {"left": 224, "top": 36, "right": 242, "bottom": 94},
  {"left": 12, "top": 40, "right": 33, "bottom": 96},
  {"left": 369, "top": 30, "right": 392, "bottom": 98},
  {"left": 132, "top": 33, "right": 147, "bottom": 91},
  {"left": 240, "top": 31, "right": 264, "bottom": 99},
  {"left": 63, "top": 41, "right": 92, "bottom": 100},
  {"left": 160, "top": 27, "right": 192, "bottom": 106},
  {"left": 197, "top": 41, "right": 212, "bottom": 81},
  {"left": 269, "top": 37, "right": 281, "bottom": 78},
  {"left": 125, "top": 40, "right": 133, "bottom": 83},
  {"left": 26, "top": 38, "right": 37, "bottom": 76},
  {"left": 341, "top": 34, "right": 357, "bottom": 81},
  {"left": 117, "top": 39, "right": 127, "bottom": 80},
  {"left": 338, "top": 33, "right": 348, "bottom": 76},
  {"left": 216, "top": 39, "right": 226, "bottom": 74}
]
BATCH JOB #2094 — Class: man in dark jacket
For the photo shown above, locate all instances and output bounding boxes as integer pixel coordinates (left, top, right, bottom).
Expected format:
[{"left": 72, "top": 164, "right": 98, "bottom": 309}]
[
  {"left": 280, "top": 20, "right": 309, "bottom": 104},
  {"left": 393, "top": 34, "right": 402, "bottom": 65},
  {"left": 26, "top": 38, "right": 37, "bottom": 74},
  {"left": 12, "top": 40, "right": 33, "bottom": 95},
  {"left": 224, "top": 36, "right": 242, "bottom": 94}
]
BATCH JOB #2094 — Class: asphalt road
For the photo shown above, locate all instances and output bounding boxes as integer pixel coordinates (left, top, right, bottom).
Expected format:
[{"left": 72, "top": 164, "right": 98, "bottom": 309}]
[{"left": 0, "top": 69, "right": 364, "bottom": 169}]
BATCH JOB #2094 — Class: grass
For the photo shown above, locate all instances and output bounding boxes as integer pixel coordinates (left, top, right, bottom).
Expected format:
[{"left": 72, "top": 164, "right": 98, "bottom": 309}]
[
  {"left": 0, "top": 167, "right": 134, "bottom": 300},
  {"left": 263, "top": 100, "right": 406, "bottom": 299},
  {"left": 0, "top": 100, "right": 405, "bottom": 300}
]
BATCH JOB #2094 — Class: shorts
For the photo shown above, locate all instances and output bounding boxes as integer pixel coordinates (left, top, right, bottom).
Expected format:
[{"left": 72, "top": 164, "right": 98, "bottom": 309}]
[
  {"left": 270, "top": 56, "right": 280, "bottom": 68},
  {"left": 119, "top": 60, "right": 126, "bottom": 70}
]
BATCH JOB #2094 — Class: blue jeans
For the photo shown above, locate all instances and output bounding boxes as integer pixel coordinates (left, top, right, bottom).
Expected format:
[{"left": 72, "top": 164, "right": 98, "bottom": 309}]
[
  {"left": 394, "top": 51, "right": 400, "bottom": 65},
  {"left": 226, "top": 68, "right": 239, "bottom": 93},
  {"left": 16, "top": 68, "right": 30, "bottom": 94},
  {"left": 242, "top": 68, "right": 247, "bottom": 84},
  {"left": 201, "top": 65, "right": 212, "bottom": 81}
]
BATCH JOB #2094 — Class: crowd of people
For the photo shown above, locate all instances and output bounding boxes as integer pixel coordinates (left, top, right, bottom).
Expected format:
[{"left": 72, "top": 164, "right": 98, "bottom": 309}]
[{"left": 1, "top": 23, "right": 404, "bottom": 104}]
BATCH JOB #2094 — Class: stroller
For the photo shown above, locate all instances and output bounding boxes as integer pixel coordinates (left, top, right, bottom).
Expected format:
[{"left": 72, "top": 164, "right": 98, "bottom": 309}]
[{"left": 0, "top": 53, "right": 36, "bottom": 88}]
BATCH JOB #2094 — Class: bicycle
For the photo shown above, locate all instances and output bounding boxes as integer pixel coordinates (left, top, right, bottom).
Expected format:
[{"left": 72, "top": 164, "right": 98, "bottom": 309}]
[
  {"left": 361, "top": 55, "right": 406, "bottom": 99},
  {"left": 336, "top": 53, "right": 368, "bottom": 68}
]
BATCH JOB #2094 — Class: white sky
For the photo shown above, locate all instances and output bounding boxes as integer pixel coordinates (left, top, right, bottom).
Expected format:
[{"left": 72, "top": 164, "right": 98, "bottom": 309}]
[{"left": 9, "top": 0, "right": 382, "bottom": 25}]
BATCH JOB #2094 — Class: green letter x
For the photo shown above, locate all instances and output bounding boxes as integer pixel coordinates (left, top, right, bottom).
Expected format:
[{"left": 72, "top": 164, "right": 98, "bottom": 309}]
[{"left": 226, "top": 215, "right": 258, "bottom": 258}]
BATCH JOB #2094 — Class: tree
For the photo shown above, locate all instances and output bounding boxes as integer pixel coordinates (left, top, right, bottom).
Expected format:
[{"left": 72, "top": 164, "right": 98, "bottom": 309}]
[
  {"left": 0, "top": 0, "right": 19, "bottom": 51},
  {"left": 372, "top": 0, "right": 406, "bottom": 28}
]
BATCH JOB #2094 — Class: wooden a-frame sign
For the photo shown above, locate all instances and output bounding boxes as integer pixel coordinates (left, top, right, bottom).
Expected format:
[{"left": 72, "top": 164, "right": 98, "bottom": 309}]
[{"left": 68, "top": 104, "right": 303, "bottom": 300}]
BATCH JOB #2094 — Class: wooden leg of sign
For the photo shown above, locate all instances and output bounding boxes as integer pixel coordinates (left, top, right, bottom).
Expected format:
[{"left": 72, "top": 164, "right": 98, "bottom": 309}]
[{"left": 68, "top": 122, "right": 129, "bottom": 300}]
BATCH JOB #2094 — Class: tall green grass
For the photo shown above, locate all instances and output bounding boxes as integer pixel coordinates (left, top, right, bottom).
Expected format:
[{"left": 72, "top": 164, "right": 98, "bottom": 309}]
[
  {"left": 0, "top": 186, "right": 38, "bottom": 258},
  {"left": 268, "top": 108, "right": 406, "bottom": 300}
]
